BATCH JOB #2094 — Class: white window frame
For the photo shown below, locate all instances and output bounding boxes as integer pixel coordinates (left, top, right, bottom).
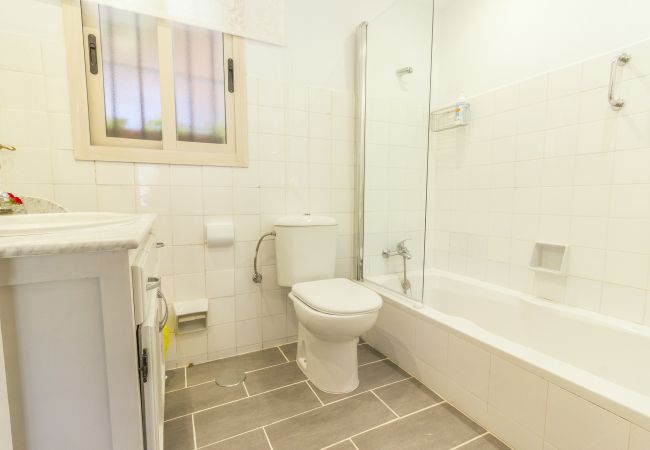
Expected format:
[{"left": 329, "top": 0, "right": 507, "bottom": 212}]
[{"left": 62, "top": 0, "right": 248, "bottom": 167}]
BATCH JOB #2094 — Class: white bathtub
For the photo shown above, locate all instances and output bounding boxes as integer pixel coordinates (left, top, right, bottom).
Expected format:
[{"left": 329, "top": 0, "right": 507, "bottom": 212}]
[{"left": 364, "top": 269, "right": 650, "bottom": 450}]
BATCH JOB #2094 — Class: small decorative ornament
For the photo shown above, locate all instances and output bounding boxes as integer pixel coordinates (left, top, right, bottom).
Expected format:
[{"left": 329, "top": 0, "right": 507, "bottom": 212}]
[
  {"left": 0, "top": 192, "right": 25, "bottom": 214},
  {"left": 6, "top": 192, "right": 23, "bottom": 205}
]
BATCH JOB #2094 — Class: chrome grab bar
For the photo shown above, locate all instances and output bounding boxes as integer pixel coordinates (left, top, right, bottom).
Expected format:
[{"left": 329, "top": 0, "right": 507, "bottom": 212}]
[
  {"left": 157, "top": 290, "right": 168, "bottom": 332},
  {"left": 608, "top": 52, "right": 631, "bottom": 111}
]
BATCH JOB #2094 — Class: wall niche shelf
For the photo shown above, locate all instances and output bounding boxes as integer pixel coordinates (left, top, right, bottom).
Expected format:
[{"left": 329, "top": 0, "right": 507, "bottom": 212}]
[{"left": 529, "top": 242, "right": 568, "bottom": 276}]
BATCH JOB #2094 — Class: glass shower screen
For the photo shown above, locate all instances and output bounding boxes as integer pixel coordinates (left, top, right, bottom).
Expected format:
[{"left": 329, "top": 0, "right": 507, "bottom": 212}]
[{"left": 358, "top": 0, "right": 434, "bottom": 302}]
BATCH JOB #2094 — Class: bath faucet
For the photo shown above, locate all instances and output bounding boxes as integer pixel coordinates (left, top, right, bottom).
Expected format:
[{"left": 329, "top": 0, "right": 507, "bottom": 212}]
[
  {"left": 382, "top": 239, "right": 412, "bottom": 294},
  {"left": 382, "top": 239, "right": 412, "bottom": 260}
]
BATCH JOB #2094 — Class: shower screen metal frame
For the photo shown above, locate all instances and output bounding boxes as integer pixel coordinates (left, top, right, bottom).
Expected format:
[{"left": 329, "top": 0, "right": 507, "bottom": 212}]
[{"left": 354, "top": 21, "right": 368, "bottom": 282}]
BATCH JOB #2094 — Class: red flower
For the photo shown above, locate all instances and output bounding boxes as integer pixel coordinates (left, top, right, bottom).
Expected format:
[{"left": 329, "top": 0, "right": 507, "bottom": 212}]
[{"left": 6, "top": 193, "right": 22, "bottom": 205}]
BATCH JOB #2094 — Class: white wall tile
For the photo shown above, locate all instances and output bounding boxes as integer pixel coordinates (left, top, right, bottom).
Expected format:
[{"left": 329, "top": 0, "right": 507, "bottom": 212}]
[
  {"left": 629, "top": 424, "right": 650, "bottom": 450},
  {"left": 208, "top": 323, "right": 236, "bottom": 352},
  {"left": 176, "top": 331, "right": 207, "bottom": 358},
  {"left": 0, "top": 109, "right": 49, "bottom": 148},
  {"left": 446, "top": 335, "right": 490, "bottom": 401},
  {"left": 135, "top": 163, "right": 170, "bottom": 186},
  {"left": 616, "top": 112, "right": 650, "bottom": 151},
  {"left": 612, "top": 148, "right": 650, "bottom": 184},
  {"left": 171, "top": 186, "right": 203, "bottom": 215},
  {"left": 604, "top": 251, "right": 649, "bottom": 289},
  {"left": 565, "top": 277, "right": 602, "bottom": 312},
  {"left": 53, "top": 184, "right": 97, "bottom": 211},
  {"left": 96, "top": 185, "right": 135, "bottom": 213},
  {"left": 488, "top": 355, "right": 548, "bottom": 439},
  {"left": 172, "top": 245, "right": 205, "bottom": 275},
  {"left": 170, "top": 165, "right": 202, "bottom": 186},
  {"left": 308, "top": 87, "right": 332, "bottom": 114},
  {"left": 545, "top": 385, "right": 629, "bottom": 450},
  {"left": 236, "top": 318, "right": 261, "bottom": 348},
  {"left": 0, "top": 31, "right": 43, "bottom": 73},
  {"left": 600, "top": 283, "right": 646, "bottom": 323},
  {"left": 415, "top": 319, "right": 448, "bottom": 372},
  {"left": 548, "top": 65, "right": 581, "bottom": 99},
  {"left": 518, "top": 75, "right": 548, "bottom": 106},
  {"left": 0, "top": 70, "right": 46, "bottom": 110},
  {"left": 206, "top": 269, "right": 235, "bottom": 298}
]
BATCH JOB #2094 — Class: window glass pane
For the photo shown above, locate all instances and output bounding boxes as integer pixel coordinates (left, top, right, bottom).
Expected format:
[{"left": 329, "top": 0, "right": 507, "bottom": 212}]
[
  {"left": 99, "top": 5, "right": 162, "bottom": 140},
  {"left": 173, "top": 24, "right": 226, "bottom": 144}
]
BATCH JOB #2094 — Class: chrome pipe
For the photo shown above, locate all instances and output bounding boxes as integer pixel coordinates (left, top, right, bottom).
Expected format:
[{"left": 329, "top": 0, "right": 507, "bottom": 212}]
[{"left": 252, "top": 231, "right": 276, "bottom": 283}]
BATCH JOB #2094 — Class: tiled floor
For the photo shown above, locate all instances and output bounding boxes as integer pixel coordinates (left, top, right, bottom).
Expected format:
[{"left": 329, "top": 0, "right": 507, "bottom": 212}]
[{"left": 164, "top": 342, "right": 510, "bottom": 450}]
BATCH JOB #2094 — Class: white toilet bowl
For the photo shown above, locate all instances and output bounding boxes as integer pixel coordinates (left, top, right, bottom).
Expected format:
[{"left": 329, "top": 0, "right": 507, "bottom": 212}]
[{"left": 289, "top": 278, "right": 382, "bottom": 394}]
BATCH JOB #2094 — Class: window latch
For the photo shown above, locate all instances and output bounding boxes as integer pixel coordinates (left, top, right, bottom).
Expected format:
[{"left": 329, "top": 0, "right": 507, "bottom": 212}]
[
  {"left": 88, "top": 34, "right": 98, "bottom": 74},
  {"left": 228, "top": 58, "right": 234, "bottom": 93}
]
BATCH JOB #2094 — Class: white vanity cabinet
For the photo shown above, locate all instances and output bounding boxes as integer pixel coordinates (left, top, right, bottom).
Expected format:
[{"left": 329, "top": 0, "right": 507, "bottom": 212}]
[{"left": 0, "top": 213, "right": 160, "bottom": 450}]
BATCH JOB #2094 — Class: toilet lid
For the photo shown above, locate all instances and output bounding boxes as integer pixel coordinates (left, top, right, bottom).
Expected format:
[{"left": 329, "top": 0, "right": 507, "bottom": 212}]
[{"left": 291, "top": 278, "right": 382, "bottom": 315}]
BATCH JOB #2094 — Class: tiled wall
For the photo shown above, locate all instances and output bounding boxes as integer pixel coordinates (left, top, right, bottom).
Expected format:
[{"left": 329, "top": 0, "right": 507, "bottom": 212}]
[
  {"left": 0, "top": 1, "right": 356, "bottom": 367},
  {"left": 427, "top": 38, "right": 650, "bottom": 327}
]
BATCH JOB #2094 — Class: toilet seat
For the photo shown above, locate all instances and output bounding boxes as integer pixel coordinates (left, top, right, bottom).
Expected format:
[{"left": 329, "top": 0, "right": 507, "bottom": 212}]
[{"left": 291, "top": 278, "right": 382, "bottom": 316}]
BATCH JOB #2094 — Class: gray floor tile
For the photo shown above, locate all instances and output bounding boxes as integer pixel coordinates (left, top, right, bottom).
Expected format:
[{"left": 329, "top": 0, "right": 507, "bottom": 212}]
[
  {"left": 244, "top": 362, "right": 306, "bottom": 395},
  {"left": 165, "top": 381, "right": 247, "bottom": 420},
  {"left": 373, "top": 378, "right": 442, "bottom": 416},
  {"left": 194, "top": 382, "right": 321, "bottom": 447},
  {"left": 279, "top": 342, "right": 297, "bottom": 361},
  {"left": 357, "top": 344, "right": 385, "bottom": 365},
  {"left": 312, "top": 359, "right": 409, "bottom": 404},
  {"left": 325, "top": 440, "right": 358, "bottom": 450},
  {"left": 202, "top": 429, "right": 270, "bottom": 450},
  {"left": 460, "top": 434, "right": 510, "bottom": 450},
  {"left": 163, "top": 415, "right": 194, "bottom": 450},
  {"left": 352, "top": 403, "right": 485, "bottom": 450},
  {"left": 165, "top": 368, "right": 186, "bottom": 392},
  {"left": 186, "top": 348, "right": 286, "bottom": 386},
  {"left": 265, "top": 392, "right": 395, "bottom": 450}
]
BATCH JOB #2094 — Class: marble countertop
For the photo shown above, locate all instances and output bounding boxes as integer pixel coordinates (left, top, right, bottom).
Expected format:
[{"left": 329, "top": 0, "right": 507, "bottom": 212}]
[{"left": 0, "top": 212, "right": 157, "bottom": 258}]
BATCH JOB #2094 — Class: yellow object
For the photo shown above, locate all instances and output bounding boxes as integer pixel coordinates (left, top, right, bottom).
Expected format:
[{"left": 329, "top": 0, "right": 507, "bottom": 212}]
[{"left": 163, "top": 324, "right": 170, "bottom": 358}]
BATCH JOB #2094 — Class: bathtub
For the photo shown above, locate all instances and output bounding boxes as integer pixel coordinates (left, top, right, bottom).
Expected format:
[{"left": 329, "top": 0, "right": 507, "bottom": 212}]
[{"left": 363, "top": 268, "right": 650, "bottom": 450}]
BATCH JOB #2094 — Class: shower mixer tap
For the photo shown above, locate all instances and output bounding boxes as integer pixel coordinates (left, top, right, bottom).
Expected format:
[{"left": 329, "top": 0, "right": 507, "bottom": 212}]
[
  {"left": 383, "top": 240, "right": 412, "bottom": 294},
  {"left": 382, "top": 239, "right": 412, "bottom": 260}
]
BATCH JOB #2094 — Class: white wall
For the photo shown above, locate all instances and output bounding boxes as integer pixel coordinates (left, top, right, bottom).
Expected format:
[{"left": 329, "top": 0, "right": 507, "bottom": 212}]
[
  {"left": 432, "top": 0, "right": 650, "bottom": 107},
  {"left": 246, "top": 0, "right": 396, "bottom": 88},
  {"left": 0, "top": 0, "right": 395, "bottom": 366}
]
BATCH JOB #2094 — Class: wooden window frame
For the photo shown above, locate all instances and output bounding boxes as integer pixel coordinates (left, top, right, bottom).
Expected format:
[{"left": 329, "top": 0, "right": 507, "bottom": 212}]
[{"left": 62, "top": 0, "right": 248, "bottom": 167}]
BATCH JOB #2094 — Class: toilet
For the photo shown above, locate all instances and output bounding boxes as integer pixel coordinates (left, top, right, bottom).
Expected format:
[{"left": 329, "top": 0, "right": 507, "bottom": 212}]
[{"left": 275, "top": 215, "right": 382, "bottom": 394}]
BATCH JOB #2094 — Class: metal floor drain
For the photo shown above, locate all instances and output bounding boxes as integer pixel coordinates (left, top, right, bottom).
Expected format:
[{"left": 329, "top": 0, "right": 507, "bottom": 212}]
[{"left": 215, "top": 368, "right": 246, "bottom": 387}]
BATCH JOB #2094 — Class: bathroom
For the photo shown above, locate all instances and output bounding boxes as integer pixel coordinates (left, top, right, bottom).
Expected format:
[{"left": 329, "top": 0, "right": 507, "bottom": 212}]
[{"left": 0, "top": 0, "right": 649, "bottom": 448}]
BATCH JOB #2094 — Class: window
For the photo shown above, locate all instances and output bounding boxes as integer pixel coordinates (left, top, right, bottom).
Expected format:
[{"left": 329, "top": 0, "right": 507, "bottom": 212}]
[{"left": 63, "top": 1, "right": 248, "bottom": 166}]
